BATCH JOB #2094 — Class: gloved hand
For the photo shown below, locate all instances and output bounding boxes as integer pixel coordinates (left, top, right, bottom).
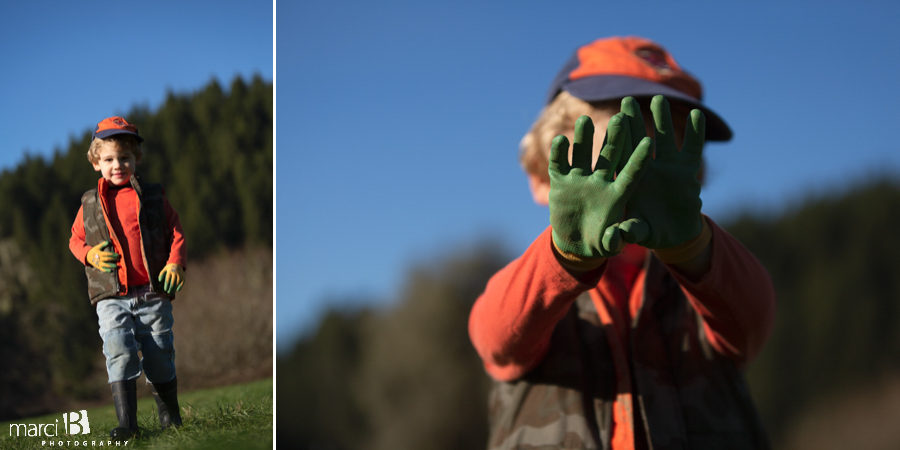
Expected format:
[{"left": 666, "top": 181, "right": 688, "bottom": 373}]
[
  {"left": 549, "top": 113, "right": 653, "bottom": 261},
  {"left": 158, "top": 264, "right": 185, "bottom": 296},
  {"left": 615, "top": 95, "right": 706, "bottom": 249},
  {"left": 86, "top": 240, "right": 119, "bottom": 273}
]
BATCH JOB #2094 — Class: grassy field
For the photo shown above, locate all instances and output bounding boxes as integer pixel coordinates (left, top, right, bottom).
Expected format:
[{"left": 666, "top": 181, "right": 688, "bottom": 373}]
[{"left": 0, "top": 378, "right": 272, "bottom": 450}]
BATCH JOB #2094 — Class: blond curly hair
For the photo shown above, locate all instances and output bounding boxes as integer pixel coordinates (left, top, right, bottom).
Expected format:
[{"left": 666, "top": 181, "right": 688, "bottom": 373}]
[{"left": 87, "top": 134, "right": 142, "bottom": 164}]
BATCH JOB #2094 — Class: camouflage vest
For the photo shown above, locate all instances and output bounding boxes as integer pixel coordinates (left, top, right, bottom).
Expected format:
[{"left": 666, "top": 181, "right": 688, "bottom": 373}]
[
  {"left": 81, "top": 177, "right": 173, "bottom": 304},
  {"left": 486, "top": 256, "right": 770, "bottom": 450}
]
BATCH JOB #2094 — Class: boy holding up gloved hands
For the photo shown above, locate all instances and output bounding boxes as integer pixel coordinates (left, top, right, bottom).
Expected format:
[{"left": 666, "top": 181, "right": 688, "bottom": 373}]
[
  {"left": 469, "top": 37, "right": 776, "bottom": 449},
  {"left": 69, "top": 116, "right": 186, "bottom": 440}
]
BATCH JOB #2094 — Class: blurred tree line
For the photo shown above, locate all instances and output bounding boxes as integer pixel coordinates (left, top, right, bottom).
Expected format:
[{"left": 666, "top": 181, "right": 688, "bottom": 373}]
[
  {"left": 278, "top": 242, "right": 509, "bottom": 450},
  {"left": 733, "top": 177, "right": 900, "bottom": 445},
  {"left": 0, "top": 75, "right": 272, "bottom": 421},
  {"left": 278, "top": 176, "right": 900, "bottom": 449}
]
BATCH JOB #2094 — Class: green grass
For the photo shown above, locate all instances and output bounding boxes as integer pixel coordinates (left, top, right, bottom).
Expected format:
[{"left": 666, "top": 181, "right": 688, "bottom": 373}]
[{"left": 0, "top": 378, "right": 272, "bottom": 450}]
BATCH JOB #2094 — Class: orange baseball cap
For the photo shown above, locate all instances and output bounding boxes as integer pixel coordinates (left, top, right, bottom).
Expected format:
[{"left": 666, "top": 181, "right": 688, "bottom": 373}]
[
  {"left": 92, "top": 116, "right": 143, "bottom": 142},
  {"left": 546, "top": 36, "right": 732, "bottom": 141}
]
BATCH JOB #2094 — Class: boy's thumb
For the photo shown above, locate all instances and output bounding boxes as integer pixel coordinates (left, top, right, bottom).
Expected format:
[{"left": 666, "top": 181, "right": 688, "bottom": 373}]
[{"left": 619, "top": 218, "right": 649, "bottom": 244}]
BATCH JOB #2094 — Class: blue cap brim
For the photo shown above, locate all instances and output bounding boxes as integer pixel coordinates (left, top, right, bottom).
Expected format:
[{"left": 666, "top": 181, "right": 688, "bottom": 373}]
[{"left": 92, "top": 129, "right": 144, "bottom": 142}]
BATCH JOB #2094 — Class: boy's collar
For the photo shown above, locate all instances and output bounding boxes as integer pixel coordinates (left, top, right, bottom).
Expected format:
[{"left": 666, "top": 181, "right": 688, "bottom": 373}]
[{"left": 98, "top": 175, "right": 140, "bottom": 192}]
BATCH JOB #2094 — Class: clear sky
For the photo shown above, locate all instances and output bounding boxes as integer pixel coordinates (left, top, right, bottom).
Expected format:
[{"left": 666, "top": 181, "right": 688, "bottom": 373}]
[
  {"left": 277, "top": 0, "right": 900, "bottom": 351},
  {"left": 0, "top": 1, "right": 272, "bottom": 171}
]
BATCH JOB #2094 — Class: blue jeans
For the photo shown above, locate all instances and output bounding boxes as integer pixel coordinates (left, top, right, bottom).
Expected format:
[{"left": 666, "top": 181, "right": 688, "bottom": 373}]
[{"left": 96, "top": 285, "right": 176, "bottom": 383}]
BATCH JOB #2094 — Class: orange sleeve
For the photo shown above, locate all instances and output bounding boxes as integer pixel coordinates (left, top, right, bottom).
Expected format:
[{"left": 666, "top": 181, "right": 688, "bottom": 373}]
[
  {"left": 667, "top": 217, "right": 776, "bottom": 364},
  {"left": 468, "top": 226, "right": 606, "bottom": 381},
  {"left": 69, "top": 205, "right": 92, "bottom": 265},
  {"left": 163, "top": 196, "right": 186, "bottom": 267}
]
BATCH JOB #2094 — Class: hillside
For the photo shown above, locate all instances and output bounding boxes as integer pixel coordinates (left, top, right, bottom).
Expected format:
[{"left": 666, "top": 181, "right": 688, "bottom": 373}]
[{"left": 0, "top": 378, "right": 273, "bottom": 450}]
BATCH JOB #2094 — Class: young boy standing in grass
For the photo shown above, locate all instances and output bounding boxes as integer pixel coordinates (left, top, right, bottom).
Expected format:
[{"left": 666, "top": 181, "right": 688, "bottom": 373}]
[{"left": 69, "top": 116, "right": 187, "bottom": 439}]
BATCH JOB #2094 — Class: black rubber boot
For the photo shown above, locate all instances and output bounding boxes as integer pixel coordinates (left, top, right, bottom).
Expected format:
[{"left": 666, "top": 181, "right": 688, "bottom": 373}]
[
  {"left": 151, "top": 377, "right": 183, "bottom": 429},
  {"left": 110, "top": 380, "right": 138, "bottom": 439}
]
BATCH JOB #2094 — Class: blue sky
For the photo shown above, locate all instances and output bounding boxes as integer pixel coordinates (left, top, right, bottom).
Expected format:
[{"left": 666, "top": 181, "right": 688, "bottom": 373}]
[
  {"left": 0, "top": 2, "right": 272, "bottom": 171},
  {"left": 278, "top": 0, "right": 900, "bottom": 351}
]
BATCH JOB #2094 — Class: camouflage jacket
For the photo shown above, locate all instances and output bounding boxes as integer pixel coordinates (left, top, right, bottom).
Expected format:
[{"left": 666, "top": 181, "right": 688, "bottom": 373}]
[
  {"left": 485, "top": 255, "right": 770, "bottom": 450},
  {"left": 80, "top": 176, "right": 174, "bottom": 304}
]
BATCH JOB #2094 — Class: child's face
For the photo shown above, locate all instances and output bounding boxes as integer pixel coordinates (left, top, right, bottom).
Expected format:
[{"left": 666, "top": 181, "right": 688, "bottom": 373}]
[{"left": 92, "top": 141, "right": 136, "bottom": 186}]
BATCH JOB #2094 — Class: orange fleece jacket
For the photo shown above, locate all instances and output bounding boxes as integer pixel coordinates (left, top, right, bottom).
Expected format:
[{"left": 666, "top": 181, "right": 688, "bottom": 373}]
[
  {"left": 468, "top": 217, "right": 775, "bottom": 449},
  {"left": 70, "top": 178, "right": 185, "bottom": 296}
]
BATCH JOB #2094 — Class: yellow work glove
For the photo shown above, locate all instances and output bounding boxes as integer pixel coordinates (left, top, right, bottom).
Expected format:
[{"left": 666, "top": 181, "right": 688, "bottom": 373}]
[
  {"left": 158, "top": 263, "right": 185, "bottom": 296},
  {"left": 86, "top": 240, "right": 119, "bottom": 273}
]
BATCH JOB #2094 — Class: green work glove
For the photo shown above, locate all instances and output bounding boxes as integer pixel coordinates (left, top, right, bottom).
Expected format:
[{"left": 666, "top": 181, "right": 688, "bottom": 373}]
[
  {"left": 615, "top": 95, "right": 705, "bottom": 249},
  {"left": 86, "top": 240, "right": 119, "bottom": 273},
  {"left": 549, "top": 113, "right": 653, "bottom": 260},
  {"left": 158, "top": 263, "right": 185, "bottom": 296}
]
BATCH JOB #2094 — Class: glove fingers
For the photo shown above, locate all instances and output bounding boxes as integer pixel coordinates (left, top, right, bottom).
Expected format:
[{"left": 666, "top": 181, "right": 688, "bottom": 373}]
[
  {"left": 602, "top": 225, "right": 624, "bottom": 254},
  {"left": 571, "top": 115, "right": 594, "bottom": 172},
  {"left": 99, "top": 253, "right": 119, "bottom": 263},
  {"left": 596, "top": 113, "right": 628, "bottom": 180},
  {"left": 619, "top": 97, "right": 646, "bottom": 167},
  {"left": 613, "top": 137, "right": 653, "bottom": 197},
  {"left": 682, "top": 109, "right": 706, "bottom": 157},
  {"left": 549, "top": 135, "right": 571, "bottom": 174},
  {"left": 651, "top": 95, "right": 677, "bottom": 159},
  {"left": 171, "top": 272, "right": 181, "bottom": 292}
]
